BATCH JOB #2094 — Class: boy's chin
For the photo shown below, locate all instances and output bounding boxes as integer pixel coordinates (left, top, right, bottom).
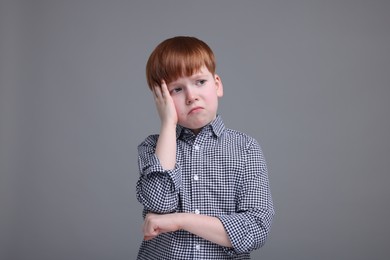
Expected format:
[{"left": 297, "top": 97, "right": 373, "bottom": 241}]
[
  {"left": 179, "top": 114, "right": 217, "bottom": 130},
  {"left": 181, "top": 121, "right": 212, "bottom": 132}
]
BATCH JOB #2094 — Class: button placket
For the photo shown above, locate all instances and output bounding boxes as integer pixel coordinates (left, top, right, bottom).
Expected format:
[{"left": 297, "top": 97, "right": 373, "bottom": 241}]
[
  {"left": 192, "top": 143, "right": 201, "bottom": 182},
  {"left": 191, "top": 139, "right": 203, "bottom": 244}
]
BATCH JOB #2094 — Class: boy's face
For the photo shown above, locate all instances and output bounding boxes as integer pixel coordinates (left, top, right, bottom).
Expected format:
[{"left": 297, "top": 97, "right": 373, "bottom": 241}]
[{"left": 166, "top": 66, "right": 223, "bottom": 134}]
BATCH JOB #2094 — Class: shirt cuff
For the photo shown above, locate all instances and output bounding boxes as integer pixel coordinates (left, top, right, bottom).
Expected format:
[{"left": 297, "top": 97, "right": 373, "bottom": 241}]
[{"left": 142, "top": 153, "right": 182, "bottom": 192}]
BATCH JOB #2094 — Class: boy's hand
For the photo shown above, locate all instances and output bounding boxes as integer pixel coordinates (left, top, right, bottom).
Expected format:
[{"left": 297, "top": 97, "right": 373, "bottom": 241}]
[
  {"left": 143, "top": 212, "right": 181, "bottom": 241},
  {"left": 142, "top": 212, "right": 232, "bottom": 247},
  {"left": 152, "top": 80, "right": 177, "bottom": 127}
]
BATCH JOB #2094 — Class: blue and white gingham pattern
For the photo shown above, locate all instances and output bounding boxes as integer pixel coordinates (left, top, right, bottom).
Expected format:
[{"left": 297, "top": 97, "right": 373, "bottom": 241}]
[{"left": 136, "top": 115, "right": 274, "bottom": 259}]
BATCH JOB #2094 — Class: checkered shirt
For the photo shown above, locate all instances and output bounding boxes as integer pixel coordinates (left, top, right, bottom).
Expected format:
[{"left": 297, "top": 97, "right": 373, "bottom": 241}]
[{"left": 136, "top": 115, "right": 274, "bottom": 259}]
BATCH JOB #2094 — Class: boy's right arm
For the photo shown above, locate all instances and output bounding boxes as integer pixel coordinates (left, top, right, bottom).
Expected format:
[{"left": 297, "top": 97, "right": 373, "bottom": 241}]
[
  {"left": 136, "top": 138, "right": 181, "bottom": 213},
  {"left": 136, "top": 81, "right": 180, "bottom": 213},
  {"left": 152, "top": 81, "right": 177, "bottom": 170}
]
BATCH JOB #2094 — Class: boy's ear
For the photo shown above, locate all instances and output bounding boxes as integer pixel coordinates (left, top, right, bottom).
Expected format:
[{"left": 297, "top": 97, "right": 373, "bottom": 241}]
[{"left": 214, "top": 74, "right": 223, "bottom": 97}]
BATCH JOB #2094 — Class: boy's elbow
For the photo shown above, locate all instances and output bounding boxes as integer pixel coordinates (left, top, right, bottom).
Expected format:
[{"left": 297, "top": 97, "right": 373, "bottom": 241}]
[
  {"left": 233, "top": 209, "right": 274, "bottom": 254},
  {"left": 255, "top": 222, "right": 272, "bottom": 250},
  {"left": 253, "top": 209, "right": 274, "bottom": 250}
]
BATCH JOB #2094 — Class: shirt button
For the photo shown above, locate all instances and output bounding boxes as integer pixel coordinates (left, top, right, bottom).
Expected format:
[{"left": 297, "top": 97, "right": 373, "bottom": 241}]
[
  {"left": 194, "top": 209, "right": 200, "bottom": 214},
  {"left": 195, "top": 244, "right": 200, "bottom": 251},
  {"left": 194, "top": 145, "right": 200, "bottom": 150},
  {"left": 193, "top": 174, "right": 199, "bottom": 181}
]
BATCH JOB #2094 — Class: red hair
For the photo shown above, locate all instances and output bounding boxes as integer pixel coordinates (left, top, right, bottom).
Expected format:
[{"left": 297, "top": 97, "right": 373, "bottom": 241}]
[{"left": 146, "top": 36, "right": 216, "bottom": 90}]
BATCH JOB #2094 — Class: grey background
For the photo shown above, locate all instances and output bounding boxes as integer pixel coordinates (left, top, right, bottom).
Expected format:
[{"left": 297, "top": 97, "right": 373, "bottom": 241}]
[{"left": 1, "top": 0, "right": 389, "bottom": 259}]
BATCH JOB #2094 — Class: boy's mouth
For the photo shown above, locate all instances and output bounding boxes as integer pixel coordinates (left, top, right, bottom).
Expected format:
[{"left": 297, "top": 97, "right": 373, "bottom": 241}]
[{"left": 188, "top": 106, "right": 203, "bottom": 114}]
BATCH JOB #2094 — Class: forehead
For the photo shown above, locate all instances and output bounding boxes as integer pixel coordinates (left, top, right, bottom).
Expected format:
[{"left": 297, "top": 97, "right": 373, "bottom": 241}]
[{"left": 169, "top": 66, "right": 212, "bottom": 84}]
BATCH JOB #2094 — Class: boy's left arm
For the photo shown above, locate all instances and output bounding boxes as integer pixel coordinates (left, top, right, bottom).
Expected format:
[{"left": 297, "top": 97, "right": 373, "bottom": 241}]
[{"left": 217, "top": 139, "right": 274, "bottom": 254}]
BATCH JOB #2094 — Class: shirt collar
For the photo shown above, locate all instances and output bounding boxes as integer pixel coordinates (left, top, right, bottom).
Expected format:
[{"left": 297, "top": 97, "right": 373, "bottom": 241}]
[{"left": 176, "top": 114, "right": 225, "bottom": 139}]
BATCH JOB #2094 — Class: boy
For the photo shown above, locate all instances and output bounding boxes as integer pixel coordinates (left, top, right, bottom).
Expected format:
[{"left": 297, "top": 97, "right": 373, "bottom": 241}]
[{"left": 136, "top": 36, "right": 274, "bottom": 259}]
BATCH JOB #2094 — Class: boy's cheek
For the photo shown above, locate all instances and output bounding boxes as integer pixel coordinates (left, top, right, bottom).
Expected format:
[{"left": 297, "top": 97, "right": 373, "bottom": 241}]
[{"left": 173, "top": 103, "right": 182, "bottom": 114}]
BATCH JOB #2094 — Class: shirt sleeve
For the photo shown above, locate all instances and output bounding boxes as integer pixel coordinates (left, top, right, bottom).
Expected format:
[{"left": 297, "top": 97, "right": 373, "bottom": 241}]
[
  {"left": 136, "top": 135, "right": 182, "bottom": 214},
  {"left": 217, "top": 138, "right": 274, "bottom": 255}
]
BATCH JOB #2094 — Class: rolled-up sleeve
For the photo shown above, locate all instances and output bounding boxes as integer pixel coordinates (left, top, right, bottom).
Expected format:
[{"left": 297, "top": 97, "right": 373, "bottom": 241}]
[
  {"left": 218, "top": 139, "right": 274, "bottom": 255},
  {"left": 136, "top": 135, "right": 182, "bottom": 214}
]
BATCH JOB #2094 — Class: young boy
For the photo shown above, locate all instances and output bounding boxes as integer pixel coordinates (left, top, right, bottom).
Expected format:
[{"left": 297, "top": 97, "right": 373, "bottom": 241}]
[{"left": 136, "top": 36, "right": 274, "bottom": 259}]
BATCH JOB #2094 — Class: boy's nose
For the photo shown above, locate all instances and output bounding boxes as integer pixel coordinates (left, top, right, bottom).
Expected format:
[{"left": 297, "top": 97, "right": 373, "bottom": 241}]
[{"left": 185, "top": 89, "right": 198, "bottom": 105}]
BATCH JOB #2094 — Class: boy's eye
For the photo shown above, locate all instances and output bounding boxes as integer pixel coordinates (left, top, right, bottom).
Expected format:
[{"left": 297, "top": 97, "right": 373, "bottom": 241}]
[
  {"left": 196, "top": 79, "right": 207, "bottom": 86},
  {"left": 170, "top": 87, "right": 182, "bottom": 94}
]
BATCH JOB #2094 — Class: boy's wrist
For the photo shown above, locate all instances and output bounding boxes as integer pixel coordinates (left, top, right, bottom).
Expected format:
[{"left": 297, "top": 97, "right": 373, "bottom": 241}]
[
  {"left": 160, "top": 121, "right": 177, "bottom": 131},
  {"left": 175, "top": 213, "right": 189, "bottom": 231}
]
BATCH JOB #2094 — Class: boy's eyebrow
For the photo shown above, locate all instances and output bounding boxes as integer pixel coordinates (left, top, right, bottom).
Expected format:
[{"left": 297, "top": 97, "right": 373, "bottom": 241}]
[
  {"left": 169, "top": 72, "right": 209, "bottom": 85},
  {"left": 192, "top": 74, "right": 207, "bottom": 78},
  {"left": 190, "top": 71, "right": 209, "bottom": 79}
]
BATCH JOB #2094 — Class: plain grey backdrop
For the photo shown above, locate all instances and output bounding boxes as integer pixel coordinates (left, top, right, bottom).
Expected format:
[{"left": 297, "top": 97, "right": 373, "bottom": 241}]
[{"left": 1, "top": 0, "right": 389, "bottom": 259}]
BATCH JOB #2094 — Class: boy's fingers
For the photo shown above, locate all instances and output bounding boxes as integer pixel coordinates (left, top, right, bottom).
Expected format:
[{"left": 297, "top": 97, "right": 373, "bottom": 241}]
[
  {"left": 144, "top": 235, "right": 157, "bottom": 241},
  {"left": 160, "top": 80, "right": 169, "bottom": 97},
  {"left": 143, "top": 225, "right": 159, "bottom": 240},
  {"left": 160, "top": 80, "right": 167, "bottom": 88},
  {"left": 152, "top": 85, "right": 162, "bottom": 98},
  {"left": 152, "top": 81, "right": 168, "bottom": 99}
]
